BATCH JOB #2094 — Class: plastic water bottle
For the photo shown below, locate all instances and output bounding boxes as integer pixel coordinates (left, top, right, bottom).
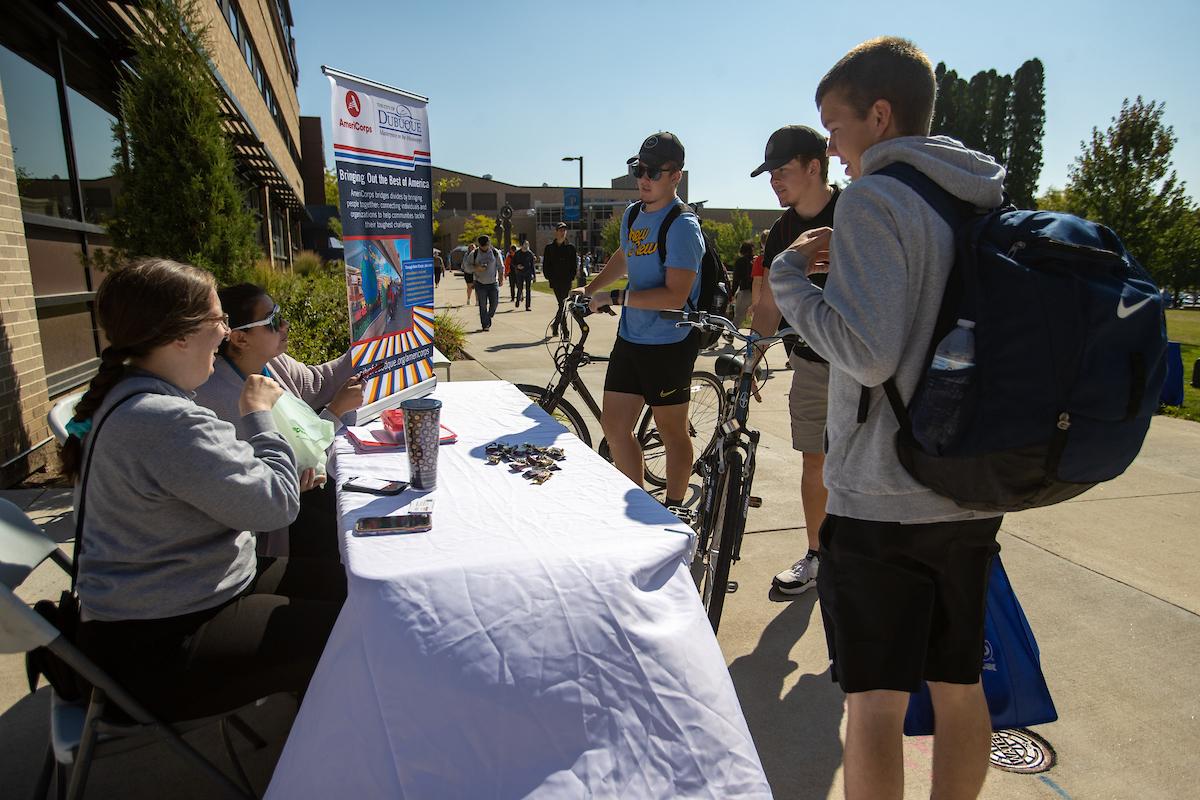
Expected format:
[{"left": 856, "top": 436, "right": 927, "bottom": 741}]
[{"left": 912, "top": 319, "right": 975, "bottom": 454}]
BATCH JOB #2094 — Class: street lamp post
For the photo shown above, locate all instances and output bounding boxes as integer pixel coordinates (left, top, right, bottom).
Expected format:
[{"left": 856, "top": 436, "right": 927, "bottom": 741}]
[{"left": 561, "top": 155, "right": 584, "bottom": 253}]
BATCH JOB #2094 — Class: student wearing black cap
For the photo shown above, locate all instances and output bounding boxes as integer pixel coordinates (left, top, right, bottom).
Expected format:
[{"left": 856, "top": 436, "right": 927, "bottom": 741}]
[
  {"left": 577, "top": 132, "right": 704, "bottom": 509},
  {"left": 542, "top": 222, "right": 578, "bottom": 338},
  {"left": 749, "top": 125, "right": 840, "bottom": 597}
]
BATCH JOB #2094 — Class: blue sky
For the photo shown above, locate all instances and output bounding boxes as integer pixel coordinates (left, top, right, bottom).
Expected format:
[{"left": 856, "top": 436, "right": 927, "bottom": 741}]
[{"left": 293, "top": 0, "right": 1199, "bottom": 210}]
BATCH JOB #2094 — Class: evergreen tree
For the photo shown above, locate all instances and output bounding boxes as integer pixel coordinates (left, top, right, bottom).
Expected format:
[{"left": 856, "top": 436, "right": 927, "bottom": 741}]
[
  {"left": 1062, "top": 97, "right": 1198, "bottom": 285},
  {"left": 984, "top": 72, "right": 1013, "bottom": 165},
  {"left": 105, "top": 0, "right": 259, "bottom": 284},
  {"left": 1008, "top": 59, "right": 1046, "bottom": 209}
]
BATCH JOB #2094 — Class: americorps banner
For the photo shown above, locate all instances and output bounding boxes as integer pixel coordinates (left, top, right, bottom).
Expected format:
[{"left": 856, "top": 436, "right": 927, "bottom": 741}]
[{"left": 324, "top": 66, "right": 435, "bottom": 416}]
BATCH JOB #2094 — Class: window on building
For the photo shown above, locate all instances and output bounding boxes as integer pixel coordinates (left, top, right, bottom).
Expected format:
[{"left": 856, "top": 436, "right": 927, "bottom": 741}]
[
  {"left": 227, "top": 3, "right": 239, "bottom": 40},
  {"left": 0, "top": 45, "right": 74, "bottom": 219},
  {"left": 66, "top": 86, "right": 120, "bottom": 223},
  {"left": 440, "top": 192, "right": 467, "bottom": 210},
  {"left": 506, "top": 193, "right": 531, "bottom": 209},
  {"left": 472, "top": 192, "right": 498, "bottom": 211}
]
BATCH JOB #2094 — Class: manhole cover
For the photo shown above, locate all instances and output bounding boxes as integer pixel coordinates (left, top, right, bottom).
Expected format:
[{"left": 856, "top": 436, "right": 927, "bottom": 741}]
[{"left": 990, "top": 728, "right": 1056, "bottom": 774}]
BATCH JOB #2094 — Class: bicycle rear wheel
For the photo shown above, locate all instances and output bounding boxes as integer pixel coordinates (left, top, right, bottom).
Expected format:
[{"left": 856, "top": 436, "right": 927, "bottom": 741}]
[
  {"left": 516, "top": 384, "right": 593, "bottom": 447},
  {"left": 638, "top": 371, "right": 725, "bottom": 489},
  {"left": 694, "top": 449, "right": 744, "bottom": 633}
]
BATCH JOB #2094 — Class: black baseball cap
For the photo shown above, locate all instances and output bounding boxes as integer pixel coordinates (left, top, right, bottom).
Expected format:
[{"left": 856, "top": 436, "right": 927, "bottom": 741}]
[
  {"left": 750, "top": 125, "right": 828, "bottom": 177},
  {"left": 627, "top": 131, "right": 685, "bottom": 169}
]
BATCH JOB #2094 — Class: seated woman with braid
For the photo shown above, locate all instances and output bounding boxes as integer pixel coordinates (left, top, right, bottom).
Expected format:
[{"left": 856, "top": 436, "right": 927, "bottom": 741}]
[
  {"left": 194, "top": 283, "right": 363, "bottom": 559},
  {"left": 62, "top": 258, "right": 345, "bottom": 722}
]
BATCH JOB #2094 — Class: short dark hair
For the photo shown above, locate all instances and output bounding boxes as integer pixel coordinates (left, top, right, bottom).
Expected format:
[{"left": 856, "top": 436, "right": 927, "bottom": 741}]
[
  {"left": 739, "top": 241, "right": 754, "bottom": 257},
  {"left": 477, "top": 235, "right": 490, "bottom": 246},
  {"left": 797, "top": 154, "right": 829, "bottom": 183},
  {"left": 815, "top": 36, "right": 936, "bottom": 137}
]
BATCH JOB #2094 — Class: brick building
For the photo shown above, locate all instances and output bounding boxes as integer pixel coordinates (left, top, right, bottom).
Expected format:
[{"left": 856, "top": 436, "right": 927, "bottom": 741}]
[{"left": 0, "top": 0, "right": 305, "bottom": 485}]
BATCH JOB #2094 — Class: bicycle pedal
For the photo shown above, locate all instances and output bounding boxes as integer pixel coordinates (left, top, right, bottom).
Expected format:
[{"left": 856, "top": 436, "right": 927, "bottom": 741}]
[
  {"left": 726, "top": 581, "right": 739, "bottom": 593},
  {"left": 747, "top": 496, "right": 762, "bottom": 508}
]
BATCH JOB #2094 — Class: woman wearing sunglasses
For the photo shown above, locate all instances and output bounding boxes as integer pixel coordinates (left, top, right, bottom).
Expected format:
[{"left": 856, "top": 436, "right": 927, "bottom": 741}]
[
  {"left": 62, "top": 258, "right": 345, "bottom": 723},
  {"left": 194, "top": 283, "right": 364, "bottom": 558}
]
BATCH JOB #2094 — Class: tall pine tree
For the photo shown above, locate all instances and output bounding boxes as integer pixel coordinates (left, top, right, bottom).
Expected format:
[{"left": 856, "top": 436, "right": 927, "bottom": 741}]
[
  {"left": 931, "top": 58, "right": 1045, "bottom": 209},
  {"left": 1008, "top": 59, "right": 1046, "bottom": 209},
  {"left": 105, "top": 0, "right": 259, "bottom": 284}
]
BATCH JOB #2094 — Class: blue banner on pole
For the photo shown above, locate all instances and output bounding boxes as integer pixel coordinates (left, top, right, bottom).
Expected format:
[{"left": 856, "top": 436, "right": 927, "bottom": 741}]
[{"left": 563, "top": 187, "right": 581, "bottom": 222}]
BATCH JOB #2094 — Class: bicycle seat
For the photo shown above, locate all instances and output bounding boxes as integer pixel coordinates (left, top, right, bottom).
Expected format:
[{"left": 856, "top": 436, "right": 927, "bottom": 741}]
[{"left": 714, "top": 354, "right": 744, "bottom": 378}]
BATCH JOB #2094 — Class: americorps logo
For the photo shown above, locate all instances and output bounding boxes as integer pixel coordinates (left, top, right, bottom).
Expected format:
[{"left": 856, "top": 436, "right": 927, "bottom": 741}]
[
  {"left": 378, "top": 103, "right": 423, "bottom": 137},
  {"left": 345, "top": 90, "right": 361, "bottom": 117}
]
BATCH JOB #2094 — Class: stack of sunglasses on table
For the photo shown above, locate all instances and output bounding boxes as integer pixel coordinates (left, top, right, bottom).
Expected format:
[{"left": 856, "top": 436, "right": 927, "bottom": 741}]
[{"left": 485, "top": 442, "right": 566, "bottom": 484}]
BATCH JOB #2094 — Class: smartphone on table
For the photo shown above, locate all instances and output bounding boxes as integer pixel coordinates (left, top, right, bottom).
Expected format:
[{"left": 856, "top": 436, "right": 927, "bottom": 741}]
[
  {"left": 342, "top": 476, "right": 408, "bottom": 495},
  {"left": 353, "top": 513, "right": 433, "bottom": 536}
]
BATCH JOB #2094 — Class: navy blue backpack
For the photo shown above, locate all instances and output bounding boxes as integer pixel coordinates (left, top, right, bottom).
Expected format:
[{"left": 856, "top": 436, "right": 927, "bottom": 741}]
[{"left": 871, "top": 163, "right": 1167, "bottom": 512}]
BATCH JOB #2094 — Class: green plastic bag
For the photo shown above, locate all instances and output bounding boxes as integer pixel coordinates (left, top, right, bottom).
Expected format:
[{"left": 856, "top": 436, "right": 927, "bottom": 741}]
[{"left": 270, "top": 392, "right": 336, "bottom": 476}]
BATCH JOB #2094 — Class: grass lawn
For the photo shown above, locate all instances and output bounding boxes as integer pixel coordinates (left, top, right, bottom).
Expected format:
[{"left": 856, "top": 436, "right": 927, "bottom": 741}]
[{"left": 1164, "top": 309, "right": 1200, "bottom": 422}]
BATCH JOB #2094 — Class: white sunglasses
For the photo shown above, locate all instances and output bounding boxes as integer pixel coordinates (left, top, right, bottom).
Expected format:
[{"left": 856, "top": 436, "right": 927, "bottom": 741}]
[{"left": 230, "top": 304, "right": 284, "bottom": 332}]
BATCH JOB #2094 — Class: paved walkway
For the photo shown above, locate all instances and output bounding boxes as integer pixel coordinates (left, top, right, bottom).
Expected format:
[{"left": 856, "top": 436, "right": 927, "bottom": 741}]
[{"left": 2, "top": 279, "right": 1197, "bottom": 798}]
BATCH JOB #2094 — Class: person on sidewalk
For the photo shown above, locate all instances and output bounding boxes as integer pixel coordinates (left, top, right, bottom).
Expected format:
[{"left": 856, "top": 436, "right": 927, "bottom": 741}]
[
  {"left": 462, "top": 243, "right": 477, "bottom": 306},
  {"left": 542, "top": 222, "right": 578, "bottom": 337},
  {"left": 433, "top": 249, "right": 445, "bottom": 287},
  {"left": 576, "top": 132, "right": 704, "bottom": 510},
  {"left": 770, "top": 37, "right": 1006, "bottom": 800},
  {"left": 730, "top": 241, "right": 754, "bottom": 328},
  {"left": 505, "top": 244, "right": 518, "bottom": 304},
  {"left": 747, "top": 125, "right": 841, "bottom": 597},
  {"left": 512, "top": 240, "right": 536, "bottom": 311},
  {"left": 465, "top": 234, "right": 504, "bottom": 331}
]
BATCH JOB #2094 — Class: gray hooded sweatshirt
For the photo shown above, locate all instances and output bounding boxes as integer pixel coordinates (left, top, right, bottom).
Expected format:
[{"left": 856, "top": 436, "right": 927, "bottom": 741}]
[
  {"left": 74, "top": 372, "right": 300, "bottom": 621},
  {"left": 769, "top": 136, "right": 1006, "bottom": 523}
]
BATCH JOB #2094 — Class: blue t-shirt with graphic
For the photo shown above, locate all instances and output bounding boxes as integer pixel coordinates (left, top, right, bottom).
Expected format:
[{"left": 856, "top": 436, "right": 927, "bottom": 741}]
[{"left": 618, "top": 201, "right": 704, "bottom": 344}]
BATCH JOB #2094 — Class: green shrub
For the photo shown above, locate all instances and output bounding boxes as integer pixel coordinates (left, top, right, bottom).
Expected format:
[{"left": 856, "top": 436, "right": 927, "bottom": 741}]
[
  {"left": 249, "top": 260, "right": 350, "bottom": 365},
  {"left": 433, "top": 312, "right": 469, "bottom": 360},
  {"left": 291, "top": 250, "right": 324, "bottom": 276}
]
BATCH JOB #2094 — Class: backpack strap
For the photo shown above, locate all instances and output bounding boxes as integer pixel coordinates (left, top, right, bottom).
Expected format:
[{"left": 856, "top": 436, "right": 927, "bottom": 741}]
[
  {"left": 70, "top": 391, "right": 145, "bottom": 591},
  {"left": 656, "top": 202, "right": 686, "bottom": 266}
]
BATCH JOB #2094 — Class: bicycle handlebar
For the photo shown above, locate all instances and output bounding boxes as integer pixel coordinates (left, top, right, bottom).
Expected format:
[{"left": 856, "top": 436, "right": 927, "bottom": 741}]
[{"left": 657, "top": 309, "right": 799, "bottom": 346}]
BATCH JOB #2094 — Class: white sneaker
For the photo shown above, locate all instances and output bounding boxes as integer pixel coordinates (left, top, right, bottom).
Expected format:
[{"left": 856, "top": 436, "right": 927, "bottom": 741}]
[{"left": 772, "top": 554, "right": 819, "bottom": 595}]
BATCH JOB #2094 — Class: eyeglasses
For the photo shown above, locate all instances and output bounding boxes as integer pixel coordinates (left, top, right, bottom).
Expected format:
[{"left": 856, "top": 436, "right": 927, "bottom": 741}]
[
  {"left": 231, "top": 304, "right": 285, "bottom": 333},
  {"left": 630, "top": 163, "right": 675, "bottom": 181},
  {"left": 204, "top": 313, "right": 230, "bottom": 330}
]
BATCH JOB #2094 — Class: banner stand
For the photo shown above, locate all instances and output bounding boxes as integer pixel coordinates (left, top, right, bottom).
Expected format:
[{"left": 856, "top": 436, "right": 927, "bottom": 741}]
[{"left": 325, "top": 65, "right": 437, "bottom": 421}]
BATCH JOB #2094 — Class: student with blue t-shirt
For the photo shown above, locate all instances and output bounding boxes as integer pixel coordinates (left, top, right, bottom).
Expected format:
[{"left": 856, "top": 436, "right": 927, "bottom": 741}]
[{"left": 576, "top": 132, "right": 704, "bottom": 509}]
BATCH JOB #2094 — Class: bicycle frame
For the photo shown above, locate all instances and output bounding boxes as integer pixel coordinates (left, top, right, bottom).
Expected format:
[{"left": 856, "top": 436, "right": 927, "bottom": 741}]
[{"left": 538, "top": 302, "right": 606, "bottom": 421}]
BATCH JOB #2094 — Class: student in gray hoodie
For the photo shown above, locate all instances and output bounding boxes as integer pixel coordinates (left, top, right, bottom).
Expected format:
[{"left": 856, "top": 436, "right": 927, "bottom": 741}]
[
  {"left": 195, "top": 283, "right": 363, "bottom": 559},
  {"left": 61, "top": 258, "right": 345, "bottom": 722},
  {"left": 769, "top": 38, "right": 1005, "bottom": 799}
]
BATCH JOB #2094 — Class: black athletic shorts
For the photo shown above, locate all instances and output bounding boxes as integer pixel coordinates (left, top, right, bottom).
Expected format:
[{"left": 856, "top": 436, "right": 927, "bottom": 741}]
[
  {"left": 604, "top": 330, "right": 700, "bottom": 406},
  {"left": 816, "top": 513, "right": 1002, "bottom": 693}
]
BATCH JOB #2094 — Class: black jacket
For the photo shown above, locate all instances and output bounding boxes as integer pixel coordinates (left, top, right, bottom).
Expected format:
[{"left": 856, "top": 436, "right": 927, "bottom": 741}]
[{"left": 542, "top": 240, "right": 577, "bottom": 288}]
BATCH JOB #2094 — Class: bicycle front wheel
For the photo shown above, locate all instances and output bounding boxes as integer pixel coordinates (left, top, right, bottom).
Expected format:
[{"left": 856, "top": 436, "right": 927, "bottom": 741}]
[
  {"left": 696, "top": 449, "right": 744, "bottom": 634},
  {"left": 638, "top": 371, "right": 725, "bottom": 489},
  {"left": 516, "top": 384, "right": 593, "bottom": 447}
]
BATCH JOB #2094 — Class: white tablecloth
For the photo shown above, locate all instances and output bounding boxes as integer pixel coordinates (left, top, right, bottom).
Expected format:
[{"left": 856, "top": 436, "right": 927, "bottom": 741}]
[{"left": 265, "top": 381, "right": 770, "bottom": 799}]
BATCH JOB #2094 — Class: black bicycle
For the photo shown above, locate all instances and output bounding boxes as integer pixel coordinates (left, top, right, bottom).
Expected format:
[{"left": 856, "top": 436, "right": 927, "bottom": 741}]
[
  {"left": 518, "top": 297, "right": 725, "bottom": 481},
  {"left": 660, "top": 309, "right": 795, "bottom": 633}
]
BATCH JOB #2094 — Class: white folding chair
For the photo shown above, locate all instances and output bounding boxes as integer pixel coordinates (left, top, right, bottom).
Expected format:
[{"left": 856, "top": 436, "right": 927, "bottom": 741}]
[{"left": 0, "top": 499, "right": 264, "bottom": 800}]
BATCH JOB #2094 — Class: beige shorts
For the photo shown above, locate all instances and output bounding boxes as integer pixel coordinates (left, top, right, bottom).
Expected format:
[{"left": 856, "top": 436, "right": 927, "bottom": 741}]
[{"left": 788, "top": 352, "right": 830, "bottom": 452}]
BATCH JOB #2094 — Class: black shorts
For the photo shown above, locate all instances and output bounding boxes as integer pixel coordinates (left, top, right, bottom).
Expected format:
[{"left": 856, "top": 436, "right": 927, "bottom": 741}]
[
  {"left": 463, "top": 272, "right": 474, "bottom": 284},
  {"left": 816, "top": 513, "right": 1002, "bottom": 693},
  {"left": 604, "top": 331, "right": 700, "bottom": 406}
]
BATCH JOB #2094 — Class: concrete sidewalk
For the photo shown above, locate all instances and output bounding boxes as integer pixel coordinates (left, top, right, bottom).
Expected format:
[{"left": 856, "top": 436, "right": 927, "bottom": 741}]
[{"left": 2, "top": 279, "right": 1196, "bottom": 798}]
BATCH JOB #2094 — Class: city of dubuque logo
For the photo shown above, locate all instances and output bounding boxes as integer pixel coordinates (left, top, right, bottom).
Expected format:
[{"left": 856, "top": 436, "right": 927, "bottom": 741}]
[{"left": 626, "top": 226, "right": 658, "bottom": 258}]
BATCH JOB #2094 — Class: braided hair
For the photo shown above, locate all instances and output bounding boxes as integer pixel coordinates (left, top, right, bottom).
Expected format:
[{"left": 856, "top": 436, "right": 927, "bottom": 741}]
[{"left": 60, "top": 258, "right": 217, "bottom": 479}]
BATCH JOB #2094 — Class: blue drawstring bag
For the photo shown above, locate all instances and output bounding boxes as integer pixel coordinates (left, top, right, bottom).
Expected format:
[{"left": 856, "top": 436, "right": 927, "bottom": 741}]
[{"left": 904, "top": 556, "right": 1057, "bottom": 735}]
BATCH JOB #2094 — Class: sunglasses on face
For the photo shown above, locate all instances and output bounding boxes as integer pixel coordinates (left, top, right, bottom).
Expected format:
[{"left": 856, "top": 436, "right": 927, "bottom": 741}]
[
  {"left": 231, "top": 304, "right": 285, "bottom": 333},
  {"left": 629, "top": 163, "right": 674, "bottom": 181}
]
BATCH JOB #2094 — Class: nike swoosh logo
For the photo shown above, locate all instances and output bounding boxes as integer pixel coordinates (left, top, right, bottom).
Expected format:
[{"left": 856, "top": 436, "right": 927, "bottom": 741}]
[
  {"left": 1117, "top": 295, "right": 1153, "bottom": 319},
  {"left": 659, "top": 388, "right": 679, "bottom": 398}
]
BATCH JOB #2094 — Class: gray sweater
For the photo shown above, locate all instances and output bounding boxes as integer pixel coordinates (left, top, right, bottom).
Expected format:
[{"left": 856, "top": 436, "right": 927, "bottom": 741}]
[
  {"left": 464, "top": 246, "right": 504, "bottom": 284},
  {"left": 770, "top": 136, "right": 1006, "bottom": 523},
  {"left": 74, "top": 372, "right": 300, "bottom": 621}
]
